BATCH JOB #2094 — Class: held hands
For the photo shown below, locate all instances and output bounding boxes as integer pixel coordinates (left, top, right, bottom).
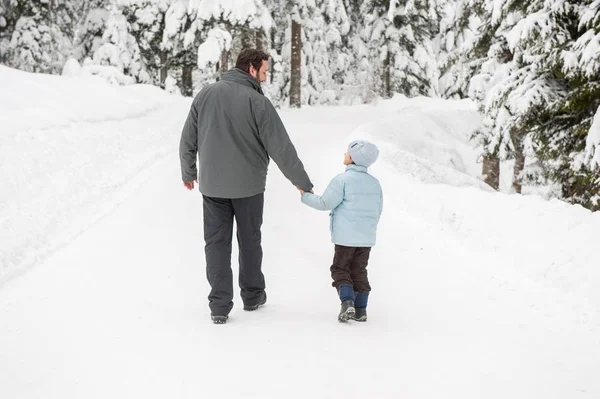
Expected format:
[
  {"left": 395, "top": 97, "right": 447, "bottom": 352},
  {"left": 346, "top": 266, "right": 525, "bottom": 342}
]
[
  {"left": 297, "top": 187, "right": 314, "bottom": 195},
  {"left": 184, "top": 180, "right": 198, "bottom": 190}
]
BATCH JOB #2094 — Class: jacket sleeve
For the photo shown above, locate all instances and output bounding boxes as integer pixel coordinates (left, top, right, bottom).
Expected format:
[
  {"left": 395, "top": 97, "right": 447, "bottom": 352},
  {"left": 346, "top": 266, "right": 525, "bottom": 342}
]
[
  {"left": 255, "top": 97, "right": 313, "bottom": 191},
  {"left": 379, "top": 187, "right": 384, "bottom": 219},
  {"left": 179, "top": 99, "right": 198, "bottom": 182},
  {"left": 301, "top": 176, "right": 344, "bottom": 211}
]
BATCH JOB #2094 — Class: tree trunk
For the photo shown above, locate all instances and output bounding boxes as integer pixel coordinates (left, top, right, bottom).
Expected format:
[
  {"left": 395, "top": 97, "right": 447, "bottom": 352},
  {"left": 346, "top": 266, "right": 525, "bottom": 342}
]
[
  {"left": 181, "top": 66, "right": 193, "bottom": 97},
  {"left": 290, "top": 20, "right": 302, "bottom": 108},
  {"left": 256, "top": 29, "right": 265, "bottom": 51},
  {"left": 482, "top": 153, "right": 500, "bottom": 190},
  {"left": 269, "top": 23, "right": 277, "bottom": 84},
  {"left": 218, "top": 49, "right": 229, "bottom": 79},
  {"left": 241, "top": 28, "right": 256, "bottom": 49},
  {"left": 382, "top": 51, "right": 392, "bottom": 98},
  {"left": 159, "top": 51, "right": 168, "bottom": 88},
  {"left": 511, "top": 130, "right": 525, "bottom": 194}
]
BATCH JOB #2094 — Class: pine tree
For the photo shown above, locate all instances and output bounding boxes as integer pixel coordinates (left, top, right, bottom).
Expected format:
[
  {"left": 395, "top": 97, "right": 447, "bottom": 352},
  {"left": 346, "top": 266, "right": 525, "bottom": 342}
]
[
  {"left": 262, "top": 0, "right": 289, "bottom": 106},
  {"left": 580, "top": 3, "right": 600, "bottom": 180},
  {"left": 466, "top": 0, "right": 513, "bottom": 190},
  {"left": 162, "top": 0, "right": 271, "bottom": 96},
  {"left": 300, "top": 0, "right": 332, "bottom": 105},
  {"left": 161, "top": 0, "right": 196, "bottom": 95},
  {"left": 3, "top": 0, "right": 78, "bottom": 73},
  {"left": 72, "top": 0, "right": 110, "bottom": 64},
  {"left": 363, "top": 0, "right": 438, "bottom": 99},
  {"left": 117, "top": 0, "right": 170, "bottom": 86},
  {"left": 468, "top": 0, "right": 574, "bottom": 193},
  {"left": 436, "top": 0, "right": 481, "bottom": 98},
  {"left": 315, "top": 0, "right": 355, "bottom": 104},
  {"left": 0, "top": 0, "right": 17, "bottom": 65},
  {"left": 527, "top": 0, "right": 600, "bottom": 209},
  {"left": 327, "top": 0, "right": 359, "bottom": 103},
  {"left": 91, "top": 2, "right": 150, "bottom": 84}
]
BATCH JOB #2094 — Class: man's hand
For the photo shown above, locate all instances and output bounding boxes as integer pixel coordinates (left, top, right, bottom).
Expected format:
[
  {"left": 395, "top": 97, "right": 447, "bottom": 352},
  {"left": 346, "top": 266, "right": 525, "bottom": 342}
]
[
  {"left": 184, "top": 180, "right": 198, "bottom": 191},
  {"left": 297, "top": 187, "right": 314, "bottom": 195}
]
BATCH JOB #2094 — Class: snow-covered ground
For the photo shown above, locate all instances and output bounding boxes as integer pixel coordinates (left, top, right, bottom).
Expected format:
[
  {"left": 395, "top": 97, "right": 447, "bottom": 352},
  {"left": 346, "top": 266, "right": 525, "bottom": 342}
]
[
  {"left": 1, "top": 67, "right": 599, "bottom": 398},
  {"left": 0, "top": 66, "right": 190, "bottom": 284}
]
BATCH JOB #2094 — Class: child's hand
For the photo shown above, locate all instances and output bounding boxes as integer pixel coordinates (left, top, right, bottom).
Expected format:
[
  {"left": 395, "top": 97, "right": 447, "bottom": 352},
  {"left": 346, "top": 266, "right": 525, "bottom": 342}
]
[{"left": 297, "top": 187, "right": 314, "bottom": 195}]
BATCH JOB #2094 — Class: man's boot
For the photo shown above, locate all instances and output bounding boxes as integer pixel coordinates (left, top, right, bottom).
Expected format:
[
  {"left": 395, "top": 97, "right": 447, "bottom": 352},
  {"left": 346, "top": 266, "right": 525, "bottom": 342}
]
[
  {"left": 243, "top": 291, "right": 267, "bottom": 311},
  {"left": 211, "top": 315, "right": 228, "bottom": 324}
]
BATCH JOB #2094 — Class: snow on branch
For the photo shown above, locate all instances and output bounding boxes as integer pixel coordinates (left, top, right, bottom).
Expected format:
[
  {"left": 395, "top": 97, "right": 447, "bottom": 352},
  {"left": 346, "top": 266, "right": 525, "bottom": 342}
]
[{"left": 197, "top": 27, "right": 232, "bottom": 69}]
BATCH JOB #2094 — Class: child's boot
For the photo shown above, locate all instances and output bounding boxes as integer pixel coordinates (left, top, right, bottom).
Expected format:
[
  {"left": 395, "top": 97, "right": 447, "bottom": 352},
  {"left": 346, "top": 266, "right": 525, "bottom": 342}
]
[
  {"left": 353, "top": 292, "right": 369, "bottom": 322},
  {"left": 337, "top": 284, "right": 356, "bottom": 322}
]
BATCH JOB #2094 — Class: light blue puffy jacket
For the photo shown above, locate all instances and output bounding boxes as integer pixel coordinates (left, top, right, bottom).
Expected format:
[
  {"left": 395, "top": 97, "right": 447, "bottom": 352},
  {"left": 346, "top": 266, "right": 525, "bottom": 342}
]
[{"left": 301, "top": 164, "right": 383, "bottom": 247}]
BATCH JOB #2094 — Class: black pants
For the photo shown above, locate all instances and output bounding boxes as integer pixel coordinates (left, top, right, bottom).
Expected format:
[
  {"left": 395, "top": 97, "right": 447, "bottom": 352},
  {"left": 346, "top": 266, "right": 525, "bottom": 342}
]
[
  {"left": 330, "top": 245, "right": 372, "bottom": 293},
  {"left": 203, "top": 193, "right": 265, "bottom": 316}
]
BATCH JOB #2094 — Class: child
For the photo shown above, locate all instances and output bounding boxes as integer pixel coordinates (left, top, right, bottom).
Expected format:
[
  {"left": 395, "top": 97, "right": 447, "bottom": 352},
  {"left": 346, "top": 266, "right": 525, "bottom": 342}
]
[{"left": 300, "top": 140, "right": 383, "bottom": 322}]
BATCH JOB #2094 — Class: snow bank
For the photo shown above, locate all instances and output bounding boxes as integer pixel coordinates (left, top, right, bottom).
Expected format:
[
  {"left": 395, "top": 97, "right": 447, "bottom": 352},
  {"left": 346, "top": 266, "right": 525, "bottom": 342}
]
[
  {"left": 0, "top": 65, "right": 172, "bottom": 132},
  {"left": 350, "top": 95, "right": 486, "bottom": 188},
  {"left": 0, "top": 66, "right": 189, "bottom": 284}
]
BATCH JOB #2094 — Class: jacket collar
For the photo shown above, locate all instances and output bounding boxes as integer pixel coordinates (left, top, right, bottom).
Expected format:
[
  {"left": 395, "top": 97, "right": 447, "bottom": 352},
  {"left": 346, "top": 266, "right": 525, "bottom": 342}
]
[
  {"left": 346, "top": 164, "right": 368, "bottom": 173},
  {"left": 221, "top": 68, "right": 264, "bottom": 95}
]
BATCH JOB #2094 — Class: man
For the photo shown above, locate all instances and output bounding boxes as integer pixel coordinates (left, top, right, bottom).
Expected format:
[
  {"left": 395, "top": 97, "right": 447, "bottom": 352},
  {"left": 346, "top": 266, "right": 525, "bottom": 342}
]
[{"left": 179, "top": 49, "right": 313, "bottom": 324}]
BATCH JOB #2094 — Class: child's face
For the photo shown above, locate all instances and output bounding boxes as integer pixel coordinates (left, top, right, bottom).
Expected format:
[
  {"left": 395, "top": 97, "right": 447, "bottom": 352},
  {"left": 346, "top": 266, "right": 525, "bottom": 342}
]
[{"left": 344, "top": 152, "right": 353, "bottom": 166}]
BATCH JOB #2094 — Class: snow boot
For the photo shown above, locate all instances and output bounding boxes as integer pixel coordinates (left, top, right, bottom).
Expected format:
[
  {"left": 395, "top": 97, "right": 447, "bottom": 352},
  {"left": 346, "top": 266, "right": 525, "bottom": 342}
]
[
  {"left": 352, "top": 292, "right": 369, "bottom": 322},
  {"left": 243, "top": 291, "right": 267, "bottom": 311},
  {"left": 337, "top": 284, "right": 356, "bottom": 322},
  {"left": 353, "top": 307, "right": 367, "bottom": 322},
  {"left": 211, "top": 315, "right": 228, "bottom": 324},
  {"left": 338, "top": 299, "right": 356, "bottom": 322}
]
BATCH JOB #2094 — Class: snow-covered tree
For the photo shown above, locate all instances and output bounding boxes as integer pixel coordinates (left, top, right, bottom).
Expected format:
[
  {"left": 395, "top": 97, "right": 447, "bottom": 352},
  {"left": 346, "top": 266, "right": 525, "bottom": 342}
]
[
  {"left": 334, "top": 0, "right": 376, "bottom": 104},
  {"left": 72, "top": 0, "right": 109, "bottom": 63},
  {"left": 117, "top": 0, "right": 170, "bottom": 85},
  {"left": 91, "top": 2, "right": 150, "bottom": 84},
  {"left": 586, "top": 106, "right": 600, "bottom": 172},
  {"left": 0, "top": 0, "right": 16, "bottom": 65},
  {"left": 465, "top": 0, "right": 599, "bottom": 207},
  {"left": 261, "top": 0, "right": 314, "bottom": 107},
  {"left": 468, "top": 0, "right": 574, "bottom": 192},
  {"left": 300, "top": 0, "right": 351, "bottom": 105},
  {"left": 2, "top": 0, "right": 78, "bottom": 73},
  {"left": 363, "top": 0, "right": 438, "bottom": 98},
  {"left": 316, "top": 0, "right": 360, "bottom": 104},
  {"left": 436, "top": 0, "right": 481, "bottom": 98},
  {"left": 363, "top": 0, "right": 395, "bottom": 98},
  {"left": 261, "top": 0, "right": 288, "bottom": 105},
  {"left": 162, "top": 0, "right": 271, "bottom": 96},
  {"left": 527, "top": 0, "right": 600, "bottom": 209}
]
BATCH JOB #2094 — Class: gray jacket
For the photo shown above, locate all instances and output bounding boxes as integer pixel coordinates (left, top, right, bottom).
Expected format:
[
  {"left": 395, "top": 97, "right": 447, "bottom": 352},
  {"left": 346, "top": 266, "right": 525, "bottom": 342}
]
[{"left": 179, "top": 68, "right": 313, "bottom": 198}]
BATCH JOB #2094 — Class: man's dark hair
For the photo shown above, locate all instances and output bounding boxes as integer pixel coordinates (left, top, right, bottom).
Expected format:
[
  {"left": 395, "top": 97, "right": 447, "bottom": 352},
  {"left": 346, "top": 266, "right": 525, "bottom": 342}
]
[{"left": 235, "top": 48, "right": 269, "bottom": 74}]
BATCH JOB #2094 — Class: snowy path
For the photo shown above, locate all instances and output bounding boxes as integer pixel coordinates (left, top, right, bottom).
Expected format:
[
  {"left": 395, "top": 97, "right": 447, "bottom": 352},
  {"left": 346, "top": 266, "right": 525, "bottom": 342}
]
[{"left": 1, "top": 97, "right": 599, "bottom": 397}]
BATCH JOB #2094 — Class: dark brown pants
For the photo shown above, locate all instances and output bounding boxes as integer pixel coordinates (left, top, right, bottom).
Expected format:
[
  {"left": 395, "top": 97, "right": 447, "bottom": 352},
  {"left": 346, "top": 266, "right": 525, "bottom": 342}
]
[{"left": 330, "top": 245, "right": 371, "bottom": 293}]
